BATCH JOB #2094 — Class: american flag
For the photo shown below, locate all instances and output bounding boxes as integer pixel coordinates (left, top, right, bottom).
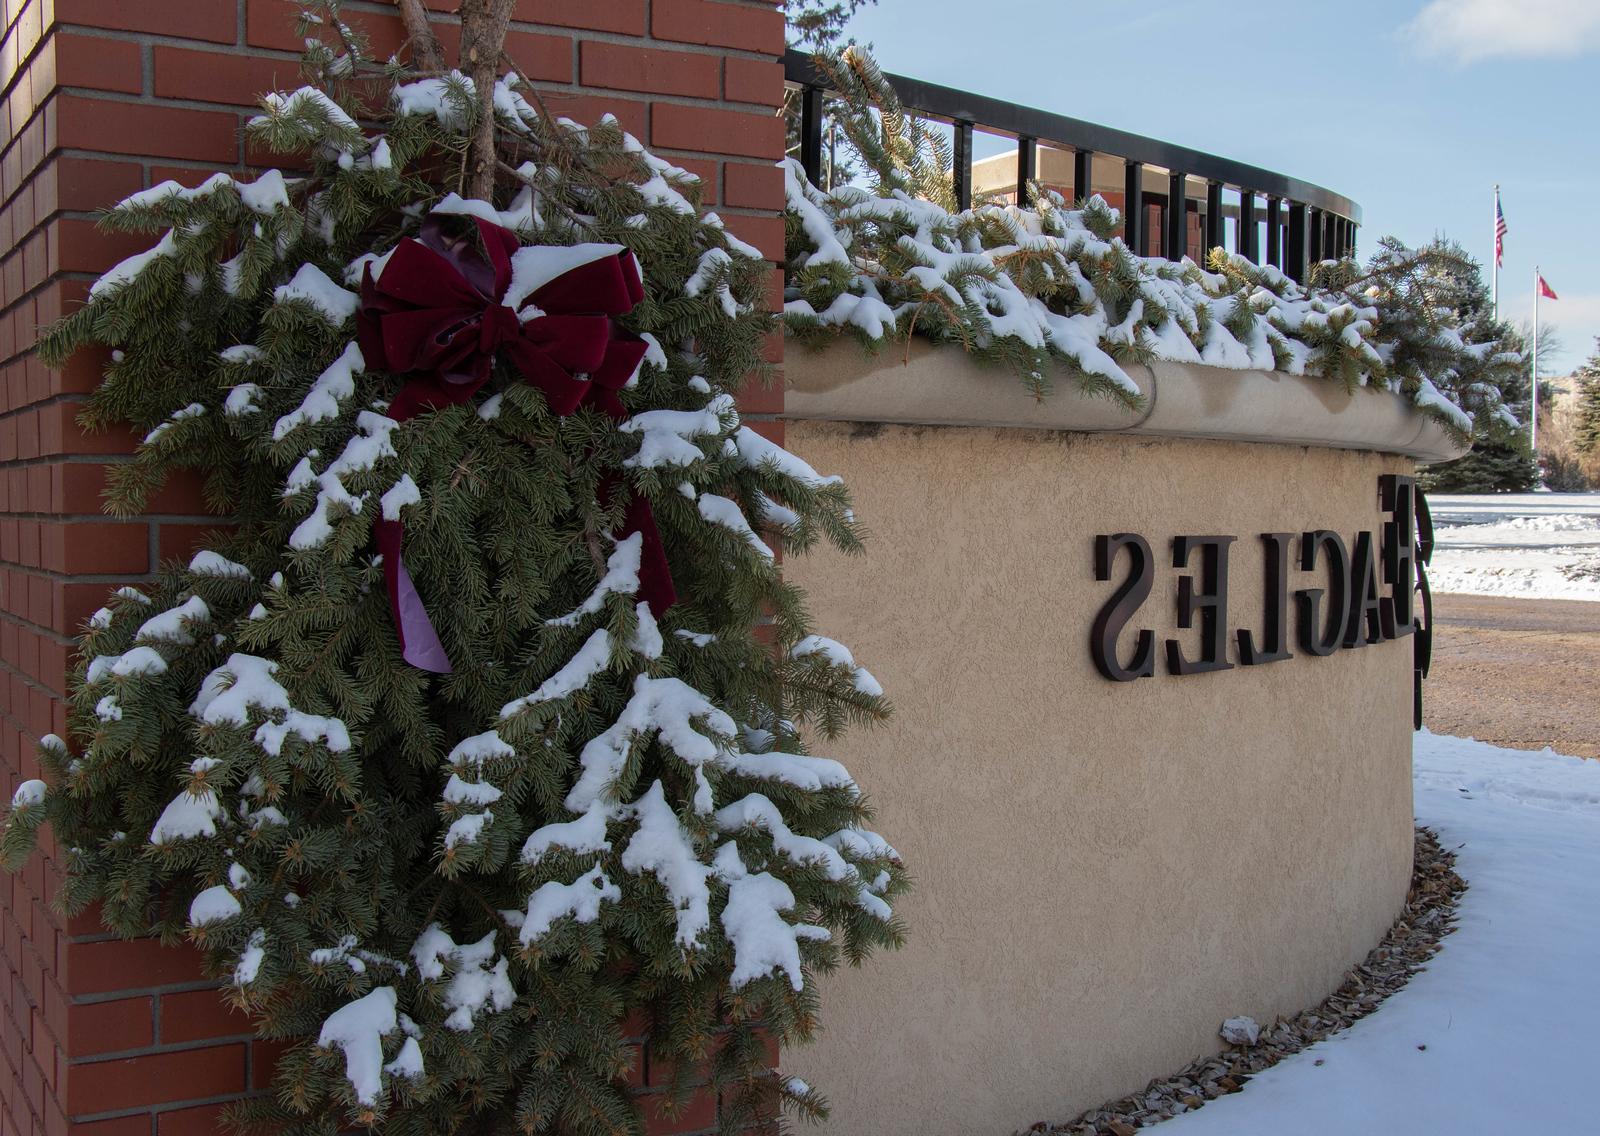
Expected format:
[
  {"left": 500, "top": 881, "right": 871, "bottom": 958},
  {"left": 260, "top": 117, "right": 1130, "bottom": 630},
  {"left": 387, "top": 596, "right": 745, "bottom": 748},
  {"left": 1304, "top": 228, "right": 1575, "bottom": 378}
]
[{"left": 1494, "top": 193, "right": 1507, "bottom": 268}]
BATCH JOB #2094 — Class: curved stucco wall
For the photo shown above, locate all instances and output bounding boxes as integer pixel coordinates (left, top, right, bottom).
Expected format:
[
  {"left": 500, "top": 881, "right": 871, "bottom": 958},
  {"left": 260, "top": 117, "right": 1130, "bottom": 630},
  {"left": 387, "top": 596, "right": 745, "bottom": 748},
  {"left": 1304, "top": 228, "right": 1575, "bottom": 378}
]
[{"left": 780, "top": 422, "right": 1416, "bottom": 1136}]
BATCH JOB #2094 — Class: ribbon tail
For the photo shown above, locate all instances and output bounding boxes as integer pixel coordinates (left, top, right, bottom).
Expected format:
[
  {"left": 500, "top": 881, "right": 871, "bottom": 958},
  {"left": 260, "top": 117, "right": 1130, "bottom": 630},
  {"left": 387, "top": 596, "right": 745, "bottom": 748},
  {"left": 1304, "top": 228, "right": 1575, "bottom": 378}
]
[
  {"left": 376, "top": 518, "right": 453, "bottom": 674},
  {"left": 623, "top": 493, "right": 677, "bottom": 616}
]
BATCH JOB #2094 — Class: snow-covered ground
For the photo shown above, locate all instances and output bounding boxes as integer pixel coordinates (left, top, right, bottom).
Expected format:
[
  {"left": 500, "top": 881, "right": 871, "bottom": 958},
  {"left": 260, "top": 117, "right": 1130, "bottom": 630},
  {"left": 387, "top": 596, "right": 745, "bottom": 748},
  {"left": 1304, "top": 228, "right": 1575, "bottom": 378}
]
[
  {"left": 1163, "top": 730, "right": 1600, "bottom": 1134},
  {"left": 1427, "top": 492, "right": 1600, "bottom": 601}
]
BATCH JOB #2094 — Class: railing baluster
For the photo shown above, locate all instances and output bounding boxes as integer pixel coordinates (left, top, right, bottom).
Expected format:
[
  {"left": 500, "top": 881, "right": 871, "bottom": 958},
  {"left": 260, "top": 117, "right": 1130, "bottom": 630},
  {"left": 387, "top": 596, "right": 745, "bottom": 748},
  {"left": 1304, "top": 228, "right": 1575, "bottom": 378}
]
[
  {"left": 783, "top": 52, "right": 1360, "bottom": 273},
  {"left": 1240, "top": 191, "right": 1258, "bottom": 263},
  {"left": 1074, "top": 149, "right": 1094, "bottom": 205},
  {"left": 1308, "top": 207, "right": 1324, "bottom": 266},
  {"left": 1266, "top": 195, "right": 1282, "bottom": 269},
  {"left": 1287, "top": 203, "right": 1308, "bottom": 282},
  {"left": 799, "top": 85, "right": 825, "bottom": 189},
  {"left": 953, "top": 121, "right": 974, "bottom": 212},
  {"left": 1017, "top": 136, "right": 1037, "bottom": 207},
  {"left": 1165, "top": 171, "right": 1187, "bottom": 261},
  {"left": 1124, "top": 160, "right": 1145, "bottom": 254},
  {"left": 1205, "top": 180, "right": 1224, "bottom": 258}
]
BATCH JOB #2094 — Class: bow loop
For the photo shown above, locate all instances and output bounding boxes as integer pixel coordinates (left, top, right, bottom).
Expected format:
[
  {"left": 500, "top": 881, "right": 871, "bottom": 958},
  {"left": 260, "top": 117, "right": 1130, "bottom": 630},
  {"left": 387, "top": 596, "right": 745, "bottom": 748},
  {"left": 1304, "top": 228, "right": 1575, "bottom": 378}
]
[{"left": 355, "top": 216, "right": 674, "bottom": 674}]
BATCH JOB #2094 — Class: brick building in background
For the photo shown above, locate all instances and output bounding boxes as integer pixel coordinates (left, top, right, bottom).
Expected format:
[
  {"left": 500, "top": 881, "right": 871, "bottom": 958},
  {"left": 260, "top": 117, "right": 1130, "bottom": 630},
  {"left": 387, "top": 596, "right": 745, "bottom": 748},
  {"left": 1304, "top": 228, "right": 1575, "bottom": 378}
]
[{"left": 0, "top": 3, "right": 786, "bottom": 1134}]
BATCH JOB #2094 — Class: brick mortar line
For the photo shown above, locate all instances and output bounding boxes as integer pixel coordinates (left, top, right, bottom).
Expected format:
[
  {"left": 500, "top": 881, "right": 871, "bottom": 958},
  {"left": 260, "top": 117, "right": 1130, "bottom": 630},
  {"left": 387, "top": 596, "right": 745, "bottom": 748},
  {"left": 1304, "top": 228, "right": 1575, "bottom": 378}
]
[
  {"left": 0, "top": 15, "right": 54, "bottom": 116},
  {"left": 69, "top": 1089, "right": 261, "bottom": 1126},
  {"left": 50, "top": 81, "right": 785, "bottom": 123},
  {"left": 0, "top": 397, "right": 102, "bottom": 433},
  {"left": 0, "top": 615, "right": 103, "bottom": 660},
  {"left": 48, "top": 16, "right": 780, "bottom": 73},
  {"left": 0, "top": 562, "right": 155, "bottom": 586},
  {"left": 0, "top": 151, "right": 149, "bottom": 224},
  {"left": 0, "top": 509, "right": 212, "bottom": 526},
  {"left": 0, "top": 653, "right": 68, "bottom": 701},
  {"left": 0, "top": 412, "right": 118, "bottom": 438},
  {"left": 64, "top": 968, "right": 225, "bottom": 993},
  {"left": 0, "top": 277, "right": 98, "bottom": 362},
  {"left": 321, "top": 0, "right": 781, "bottom": 63},
  {"left": 52, "top": 23, "right": 305, "bottom": 58},
  {"left": 61, "top": 929, "right": 121, "bottom": 945},
  {"left": 70, "top": 1032, "right": 256, "bottom": 1066},
  {"left": 0, "top": 118, "right": 778, "bottom": 225},
  {"left": 0, "top": 608, "right": 74, "bottom": 648}
]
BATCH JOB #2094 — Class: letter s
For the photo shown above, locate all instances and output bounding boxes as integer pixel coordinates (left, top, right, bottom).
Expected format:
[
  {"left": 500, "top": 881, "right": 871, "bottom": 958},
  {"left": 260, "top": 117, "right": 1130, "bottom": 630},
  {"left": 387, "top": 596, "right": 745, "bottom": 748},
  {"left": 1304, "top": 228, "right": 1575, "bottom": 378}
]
[{"left": 1092, "top": 533, "right": 1156, "bottom": 681}]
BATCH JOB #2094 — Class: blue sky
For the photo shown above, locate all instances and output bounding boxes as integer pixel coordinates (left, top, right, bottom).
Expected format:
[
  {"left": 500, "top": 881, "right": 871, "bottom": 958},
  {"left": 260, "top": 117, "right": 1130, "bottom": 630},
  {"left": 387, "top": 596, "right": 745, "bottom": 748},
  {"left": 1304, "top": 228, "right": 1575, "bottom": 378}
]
[{"left": 839, "top": 0, "right": 1599, "bottom": 373}]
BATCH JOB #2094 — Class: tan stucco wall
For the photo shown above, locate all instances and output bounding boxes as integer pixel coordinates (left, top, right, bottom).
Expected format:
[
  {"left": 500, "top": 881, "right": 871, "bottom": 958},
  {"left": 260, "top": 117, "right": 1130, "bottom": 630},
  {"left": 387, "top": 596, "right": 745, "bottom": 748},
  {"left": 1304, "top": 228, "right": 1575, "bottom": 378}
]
[{"left": 781, "top": 423, "right": 1416, "bottom": 1136}]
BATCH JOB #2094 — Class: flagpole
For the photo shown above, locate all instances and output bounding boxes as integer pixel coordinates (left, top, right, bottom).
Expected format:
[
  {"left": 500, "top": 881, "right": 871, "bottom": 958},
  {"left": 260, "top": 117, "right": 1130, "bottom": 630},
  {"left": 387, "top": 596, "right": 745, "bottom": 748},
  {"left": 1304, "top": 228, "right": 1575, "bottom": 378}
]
[
  {"left": 1492, "top": 186, "right": 1500, "bottom": 321},
  {"left": 1532, "top": 264, "right": 1540, "bottom": 456}
]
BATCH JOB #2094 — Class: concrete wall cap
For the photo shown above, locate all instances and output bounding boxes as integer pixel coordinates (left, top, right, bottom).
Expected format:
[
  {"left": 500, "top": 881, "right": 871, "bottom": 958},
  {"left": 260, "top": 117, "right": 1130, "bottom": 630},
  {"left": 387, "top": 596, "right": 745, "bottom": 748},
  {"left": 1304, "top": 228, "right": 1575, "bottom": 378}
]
[{"left": 782, "top": 341, "right": 1470, "bottom": 463}]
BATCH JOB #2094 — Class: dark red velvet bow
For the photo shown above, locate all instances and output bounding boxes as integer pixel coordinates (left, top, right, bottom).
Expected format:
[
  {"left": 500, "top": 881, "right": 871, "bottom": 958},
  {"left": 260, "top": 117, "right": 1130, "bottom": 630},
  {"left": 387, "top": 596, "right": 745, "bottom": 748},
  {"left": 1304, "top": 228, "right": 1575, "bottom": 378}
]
[{"left": 358, "top": 215, "right": 675, "bottom": 673}]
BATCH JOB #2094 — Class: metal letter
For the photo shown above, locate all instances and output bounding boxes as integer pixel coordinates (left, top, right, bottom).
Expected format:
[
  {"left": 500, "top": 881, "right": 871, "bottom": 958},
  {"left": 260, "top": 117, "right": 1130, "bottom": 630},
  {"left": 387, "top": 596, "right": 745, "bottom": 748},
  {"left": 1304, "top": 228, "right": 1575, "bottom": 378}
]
[
  {"left": 1166, "top": 535, "right": 1236, "bottom": 675},
  {"left": 1379, "top": 474, "right": 1418, "bottom": 639},
  {"left": 1345, "top": 530, "right": 1384, "bottom": 647},
  {"left": 1238, "top": 533, "right": 1294, "bottom": 666},
  {"left": 1296, "top": 530, "right": 1349, "bottom": 657},
  {"left": 1092, "top": 534, "right": 1157, "bottom": 681}
]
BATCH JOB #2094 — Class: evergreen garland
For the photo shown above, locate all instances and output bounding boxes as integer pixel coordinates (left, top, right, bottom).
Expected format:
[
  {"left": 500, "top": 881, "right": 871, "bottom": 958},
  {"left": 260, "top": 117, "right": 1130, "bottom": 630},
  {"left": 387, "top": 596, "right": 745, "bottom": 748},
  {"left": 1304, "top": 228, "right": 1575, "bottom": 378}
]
[
  {"left": 785, "top": 48, "right": 1524, "bottom": 441},
  {"left": 1, "top": 19, "right": 905, "bottom": 1136}
]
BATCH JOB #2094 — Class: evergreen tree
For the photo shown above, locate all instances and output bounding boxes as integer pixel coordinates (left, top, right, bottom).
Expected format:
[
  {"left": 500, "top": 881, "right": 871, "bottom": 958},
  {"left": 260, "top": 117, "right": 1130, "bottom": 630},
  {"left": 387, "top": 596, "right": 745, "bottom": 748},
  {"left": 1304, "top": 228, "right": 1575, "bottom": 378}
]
[
  {"left": 0, "top": 5, "right": 906, "bottom": 1134},
  {"left": 784, "top": 0, "right": 877, "bottom": 50},
  {"left": 1418, "top": 439, "right": 1539, "bottom": 493},
  {"left": 1326, "top": 237, "right": 1536, "bottom": 492},
  {"left": 1571, "top": 339, "right": 1600, "bottom": 456}
]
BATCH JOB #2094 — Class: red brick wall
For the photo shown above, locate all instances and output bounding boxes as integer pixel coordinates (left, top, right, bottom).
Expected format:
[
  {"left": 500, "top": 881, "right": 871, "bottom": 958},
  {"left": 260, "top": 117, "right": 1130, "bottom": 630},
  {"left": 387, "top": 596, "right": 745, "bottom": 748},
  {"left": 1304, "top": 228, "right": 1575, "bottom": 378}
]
[{"left": 0, "top": 3, "right": 787, "bottom": 1135}]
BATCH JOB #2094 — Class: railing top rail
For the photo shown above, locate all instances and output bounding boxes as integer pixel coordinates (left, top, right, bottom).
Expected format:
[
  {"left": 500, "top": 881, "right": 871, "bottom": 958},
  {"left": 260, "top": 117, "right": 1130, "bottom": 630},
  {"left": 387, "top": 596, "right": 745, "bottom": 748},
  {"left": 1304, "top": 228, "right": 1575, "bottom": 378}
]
[{"left": 785, "top": 50, "right": 1362, "bottom": 225}]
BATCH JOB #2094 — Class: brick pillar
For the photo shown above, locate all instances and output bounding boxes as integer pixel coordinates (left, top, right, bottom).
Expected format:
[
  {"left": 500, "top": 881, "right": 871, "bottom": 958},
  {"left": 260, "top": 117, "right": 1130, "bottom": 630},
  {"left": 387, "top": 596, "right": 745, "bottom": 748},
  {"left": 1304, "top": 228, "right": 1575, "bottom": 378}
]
[{"left": 0, "top": 3, "right": 787, "bottom": 1135}]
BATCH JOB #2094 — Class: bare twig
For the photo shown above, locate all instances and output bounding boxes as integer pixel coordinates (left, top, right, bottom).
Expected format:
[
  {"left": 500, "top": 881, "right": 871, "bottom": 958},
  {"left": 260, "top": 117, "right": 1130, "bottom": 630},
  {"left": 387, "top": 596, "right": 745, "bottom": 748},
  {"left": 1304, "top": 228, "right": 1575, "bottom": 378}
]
[
  {"left": 499, "top": 50, "right": 561, "bottom": 129},
  {"left": 394, "top": 0, "right": 445, "bottom": 73}
]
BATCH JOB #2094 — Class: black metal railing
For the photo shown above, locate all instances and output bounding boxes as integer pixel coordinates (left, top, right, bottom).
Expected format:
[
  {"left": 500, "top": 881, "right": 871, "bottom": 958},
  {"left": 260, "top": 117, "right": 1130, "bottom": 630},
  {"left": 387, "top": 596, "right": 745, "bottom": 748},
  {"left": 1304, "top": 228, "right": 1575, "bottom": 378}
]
[{"left": 786, "top": 51, "right": 1362, "bottom": 284}]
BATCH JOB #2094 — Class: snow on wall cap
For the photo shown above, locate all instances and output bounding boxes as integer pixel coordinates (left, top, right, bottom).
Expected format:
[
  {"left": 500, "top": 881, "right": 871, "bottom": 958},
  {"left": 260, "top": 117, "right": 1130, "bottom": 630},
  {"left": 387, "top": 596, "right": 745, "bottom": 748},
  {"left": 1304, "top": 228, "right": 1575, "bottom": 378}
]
[{"left": 784, "top": 346, "right": 1473, "bottom": 463}]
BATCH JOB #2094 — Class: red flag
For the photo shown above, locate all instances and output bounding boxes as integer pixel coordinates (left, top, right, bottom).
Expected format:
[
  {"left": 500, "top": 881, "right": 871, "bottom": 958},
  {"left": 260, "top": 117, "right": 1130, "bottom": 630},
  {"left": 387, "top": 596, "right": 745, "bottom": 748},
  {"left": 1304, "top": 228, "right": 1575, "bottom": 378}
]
[{"left": 1538, "top": 275, "right": 1559, "bottom": 300}]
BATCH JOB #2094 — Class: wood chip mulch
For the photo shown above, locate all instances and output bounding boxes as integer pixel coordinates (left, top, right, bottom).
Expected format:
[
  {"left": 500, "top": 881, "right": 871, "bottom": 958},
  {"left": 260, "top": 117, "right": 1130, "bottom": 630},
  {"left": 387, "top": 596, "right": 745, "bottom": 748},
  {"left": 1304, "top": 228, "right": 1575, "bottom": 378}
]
[{"left": 1026, "top": 826, "right": 1467, "bottom": 1136}]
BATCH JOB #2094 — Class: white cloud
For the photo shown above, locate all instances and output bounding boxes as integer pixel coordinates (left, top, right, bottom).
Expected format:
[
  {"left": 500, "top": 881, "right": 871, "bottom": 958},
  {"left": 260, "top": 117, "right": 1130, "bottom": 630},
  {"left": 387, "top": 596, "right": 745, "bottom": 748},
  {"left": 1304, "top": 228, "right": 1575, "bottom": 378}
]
[{"left": 1402, "top": 0, "right": 1600, "bottom": 63}]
